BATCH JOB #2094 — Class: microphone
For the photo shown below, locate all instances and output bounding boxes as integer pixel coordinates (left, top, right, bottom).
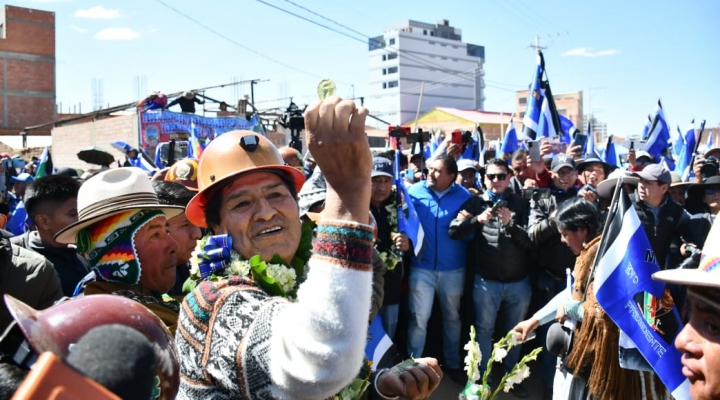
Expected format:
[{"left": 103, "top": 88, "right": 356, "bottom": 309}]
[{"left": 66, "top": 324, "right": 158, "bottom": 400}]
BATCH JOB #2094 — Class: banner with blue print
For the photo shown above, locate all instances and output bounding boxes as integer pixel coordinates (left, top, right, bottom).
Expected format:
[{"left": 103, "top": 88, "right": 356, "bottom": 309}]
[
  {"left": 139, "top": 110, "right": 259, "bottom": 157},
  {"left": 594, "top": 188, "right": 690, "bottom": 399}
]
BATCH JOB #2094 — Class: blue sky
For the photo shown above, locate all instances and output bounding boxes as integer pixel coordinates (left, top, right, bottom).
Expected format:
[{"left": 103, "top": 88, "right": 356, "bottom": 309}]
[{"left": 13, "top": 0, "right": 720, "bottom": 136}]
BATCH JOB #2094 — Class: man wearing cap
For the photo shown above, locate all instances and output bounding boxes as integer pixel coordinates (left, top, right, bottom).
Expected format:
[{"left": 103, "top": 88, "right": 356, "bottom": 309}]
[
  {"left": 632, "top": 164, "right": 690, "bottom": 270},
  {"left": 653, "top": 213, "right": 720, "bottom": 400},
  {"left": 449, "top": 157, "right": 534, "bottom": 396},
  {"left": 456, "top": 159, "right": 481, "bottom": 196},
  {"left": 11, "top": 175, "right": 88, "bottom": 296},
  {"left": 576, "top": 151, "right": 612, "bottom": 204},
  {"left": 628, "top": 148, "right": 655, "bottom": 172},
  {"left": 55, "top": 167, "right": 185, "bottom": 333},
  {"left": 176, "top": 97, "right": 442, "bottom": 400},
  {"left": 369, "top": 156, "right": 409, "bottom": 339},
  {"left": 527, "top": 153, "right": 581, "bottom": 392},
  {"left": 5, "top": 173, "right": 34, "bottom": 235}
]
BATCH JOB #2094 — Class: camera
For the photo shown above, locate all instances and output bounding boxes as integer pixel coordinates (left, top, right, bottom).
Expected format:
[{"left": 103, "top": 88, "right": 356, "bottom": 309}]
[
  {"left": 522, "top": 188, "right": 551, "bottom": 201},
  {"left": 699, "top": 156, "right": 719, "bottom": 179},
  {"left": 678, "top": 244, "right": 702, "bottom": 270}
]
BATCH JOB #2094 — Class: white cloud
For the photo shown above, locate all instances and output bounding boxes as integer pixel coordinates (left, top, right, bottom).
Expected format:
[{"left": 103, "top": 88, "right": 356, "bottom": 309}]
[
  {"left": 75, "top": 6, "right": 121, "bottom": 19},
  {"left": 562, "top": 47, "right": 620, "bottom": 57},
  {"left": 69, "top": 24, "right": 87, "bottom": 33},
  {"left": 95, "top": 27, "right": 141, "bottom": 41}
]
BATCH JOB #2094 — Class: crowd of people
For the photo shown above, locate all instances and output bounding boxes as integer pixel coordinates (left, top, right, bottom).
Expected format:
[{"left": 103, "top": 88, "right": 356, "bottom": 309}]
[{"left": 0, "top": 95, "right": 717, "bottom": 400}]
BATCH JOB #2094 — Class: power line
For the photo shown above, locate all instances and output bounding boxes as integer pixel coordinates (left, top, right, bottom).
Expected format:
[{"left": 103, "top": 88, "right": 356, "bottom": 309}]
[
  {"left": 254, "top": 0, "right": 366, "bottom": 43},
  {"left": 257, "top": 0, "right": 486, "bottom": 85},
  {"left": 281, "top": 0, "right": 369, "bottom": 39},
  {"left": 152, "top": 0, "right": 327, "bottom": 81}
]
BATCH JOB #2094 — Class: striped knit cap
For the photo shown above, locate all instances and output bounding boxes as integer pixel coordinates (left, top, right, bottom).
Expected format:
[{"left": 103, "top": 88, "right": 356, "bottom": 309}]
[{"left": 76, "top": 209, "right": 164, "bottom": 285}]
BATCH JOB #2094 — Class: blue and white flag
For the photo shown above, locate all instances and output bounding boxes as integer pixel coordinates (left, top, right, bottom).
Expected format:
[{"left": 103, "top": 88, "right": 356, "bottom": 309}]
[
  {"left": 521, "top": 53, "right": 544, "bottom": 140},
  {"left": 558, "top": 114, "right": 576, "bottom": 144},
  {"left": 500, "top": 118, "right": 519, "bottom": 155},
  {"left": 642, "top": 115, "right": 653, "bottom": 140},
  {"left": 536, "top": 92, "right": 558, "bottom": 139},
  {"left": 672, "top": 125, "right": 685, "bottom": 158},
  {"left": 128, "top": 150, "right": 157, "bottom": 173},
  {"left": 586, "top": 120, "right": 595, "bottom": 156},
  {"left": 605, "top": 135, "right": 619, "bottom": 167},
  {"left": 645, "top": 101, "right": 675, "bottom": 170},
  {"left": 35, "top": 147, "right": 53, "bottom": 178},
  {"left": 364, "top": 315, "right": 400, "bottom": 371},
  {"left": 708, "top": 131, "right": 714, "bottom": 149},
  {"left": 594, "top": 187, "right": 690, "bottom": 400},
  {"left": 676, "top": 120, "right": 697, "bottom": 182},
  {"left": 394, "top": 146, "right": 426, "bottom": 258}
]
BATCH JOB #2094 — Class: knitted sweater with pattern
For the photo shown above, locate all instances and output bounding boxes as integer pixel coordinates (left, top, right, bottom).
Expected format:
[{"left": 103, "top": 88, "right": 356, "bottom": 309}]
[{"left": 175, "top": 220, "right": 374, "bottom": 400}]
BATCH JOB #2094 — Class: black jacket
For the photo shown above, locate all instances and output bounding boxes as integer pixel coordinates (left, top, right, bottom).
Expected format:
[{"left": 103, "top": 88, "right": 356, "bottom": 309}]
[
  {"left": 11, "top": 231, "right": 89, "bottom": 297},
  {"left": 633, "top": 194, "right": 689, "bottom": 269},
  {"left": 449, "top": 190, "right": 533, "bottom": 282},
  {"left": 527, "top": 186, "right": 578, "bottom": 278}
]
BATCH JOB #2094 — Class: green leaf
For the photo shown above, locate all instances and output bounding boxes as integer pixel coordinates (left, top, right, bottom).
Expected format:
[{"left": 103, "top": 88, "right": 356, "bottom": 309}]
[
  {"left": 182, "top": 276, "right": 197, "bottom": 294},
  {"left": 249, "top": 255, "right": 286, "bottom": 297}
]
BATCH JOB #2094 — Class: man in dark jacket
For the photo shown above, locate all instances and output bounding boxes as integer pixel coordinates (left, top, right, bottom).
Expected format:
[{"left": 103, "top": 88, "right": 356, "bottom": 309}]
[
  {"left": 449, "top": 157, "right": 533, "bottom": 397},
  {"left": 166, "top": 91, "right": 204, "bottom": 113},
  {"left": 0, "top": 229, "right": 62, "bottom": 343},
  {"left": 369, "top": 157, "right": 409, "bottom": 340},
  {"left": 632, "top": 164, "right": 690, "bottom": 270},
  {"left": 527, "top": 153, "right": 579, "bottom": 393},
  {"left": 11, "top": 175, "right": 88, "bottom": 296}
]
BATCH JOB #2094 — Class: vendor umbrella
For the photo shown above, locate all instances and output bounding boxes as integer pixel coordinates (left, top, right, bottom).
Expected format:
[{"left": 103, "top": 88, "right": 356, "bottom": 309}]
[{"left": 77, "top": 146, "right": 115, "bottom": 167}]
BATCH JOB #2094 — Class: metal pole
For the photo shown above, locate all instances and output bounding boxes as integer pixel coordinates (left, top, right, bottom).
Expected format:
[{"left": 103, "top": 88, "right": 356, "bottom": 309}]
[
  {"left": 251, "top": 80, "right": 256, "bottom": 106},
  {"left": 413, "top": 82, "right": 425, "bottom": 132}
]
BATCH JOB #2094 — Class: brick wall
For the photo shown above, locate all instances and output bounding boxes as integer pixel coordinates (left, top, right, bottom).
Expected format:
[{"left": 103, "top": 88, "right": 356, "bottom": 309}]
[
  {"left": 0, "top": 5, "right": 56, "bottom": 136},
  {"left": 52, "top": 115, "right": 139, "bottom": 170}
]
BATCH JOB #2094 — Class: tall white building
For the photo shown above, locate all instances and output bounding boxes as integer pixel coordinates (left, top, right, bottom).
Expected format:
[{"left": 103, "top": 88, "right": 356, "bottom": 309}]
[{"left": 366, "top": 19, "right": 485, "bottom": 127}]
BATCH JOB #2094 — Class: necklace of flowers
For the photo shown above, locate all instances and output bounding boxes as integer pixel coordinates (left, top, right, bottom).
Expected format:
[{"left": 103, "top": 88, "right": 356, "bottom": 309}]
[
  {"left": 183, "top": 221, "right": 314, "bottom": 298},
  {"left": 378, "top": 186, "right": 403, "bottom": 272}
]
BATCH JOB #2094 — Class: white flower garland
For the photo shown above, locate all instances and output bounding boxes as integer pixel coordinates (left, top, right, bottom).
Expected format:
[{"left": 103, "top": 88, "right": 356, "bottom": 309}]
[{"left": 189, "top": 236, "right": 297, "bottom": 295}]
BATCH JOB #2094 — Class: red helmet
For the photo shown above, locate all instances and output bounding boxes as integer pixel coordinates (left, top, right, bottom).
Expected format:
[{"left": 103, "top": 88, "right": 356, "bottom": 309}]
[{"left": 4, "top": 294, "right": 179, "bottom": 400}]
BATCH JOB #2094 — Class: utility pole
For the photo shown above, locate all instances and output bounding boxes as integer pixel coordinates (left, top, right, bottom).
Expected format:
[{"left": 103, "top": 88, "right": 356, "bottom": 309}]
[
  {"left": 528, "top": 36, "right": 546, "bottom": 52},
  {"left": 250, "top": 80, "right": 257, "bottom": 106}
]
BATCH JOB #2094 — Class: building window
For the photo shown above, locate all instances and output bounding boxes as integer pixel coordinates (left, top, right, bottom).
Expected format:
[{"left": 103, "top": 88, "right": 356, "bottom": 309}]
[
  {"left": 518, "top": 97, "right": 527, "bottom": 105},
  {"left": 387, "top": 66, "right": 398, "bottom": 74},
  {"left": 382, "top": 69, "right": 387, "bottom": 75},
  {"left": 382, "top": 55, "right": 386, "bottom": 61},
  {"left": 389, "top": 38, "right": 395, "bottom": 45},
  {"left": 387, "top": 53, "right": 397, "bottom": 60},
  {"left": 452, "top": 45, "right": 458, "bottom": 49},
  {"left": 429, "top": 41, "right": 435, "bottom": 45},
  {"left": 430, "top": 31, "right": 434, "bottom": 36},
  {"left": 441, "top": 43, "right": 447, "bottom": 47},
  {"left": 519, "top": 112, "right": 525, "bottom": 118},
  {"left": 441, "top": 57, "right": 447, "bottom": 60},
  {"left": 557, "top": 108, "right": 567, "bottom": 116},
  {"left": 423, "top": 29, "right": 427, "bottom": 35},
  {"left": 453, "top": 58, "right": 458, "bottom": 61},
  {"left": 388, "top": 81, "right": 398, "bottom": 88},
  {"left": 383, "top": 82, "right": 387, "bottom": 89}
]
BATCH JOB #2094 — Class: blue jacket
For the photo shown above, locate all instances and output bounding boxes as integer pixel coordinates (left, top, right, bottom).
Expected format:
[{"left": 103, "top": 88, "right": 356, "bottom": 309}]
[{"left": 409, "top": 181, "right": 472, "bottom": 271}]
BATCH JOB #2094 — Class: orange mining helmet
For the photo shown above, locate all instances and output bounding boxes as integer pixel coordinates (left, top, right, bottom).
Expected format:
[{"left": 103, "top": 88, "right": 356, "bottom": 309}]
[{"left": 185, "top": 131, "right": 305, "bottom": 228}]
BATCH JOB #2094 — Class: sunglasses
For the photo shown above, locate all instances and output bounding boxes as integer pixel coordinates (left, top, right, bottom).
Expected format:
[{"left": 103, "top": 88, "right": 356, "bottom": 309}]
[
  {"left": 486, "top": 173, "right": 507, "bottom": 181},
  {"left": 706, "top": 188, "right": 720, "bottom": 196}
]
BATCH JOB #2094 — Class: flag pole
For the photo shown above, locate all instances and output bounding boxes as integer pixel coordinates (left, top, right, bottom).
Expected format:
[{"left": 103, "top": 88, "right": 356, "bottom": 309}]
[{"left": 582, "top": 177, "right": 622, "bottom": 300}]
